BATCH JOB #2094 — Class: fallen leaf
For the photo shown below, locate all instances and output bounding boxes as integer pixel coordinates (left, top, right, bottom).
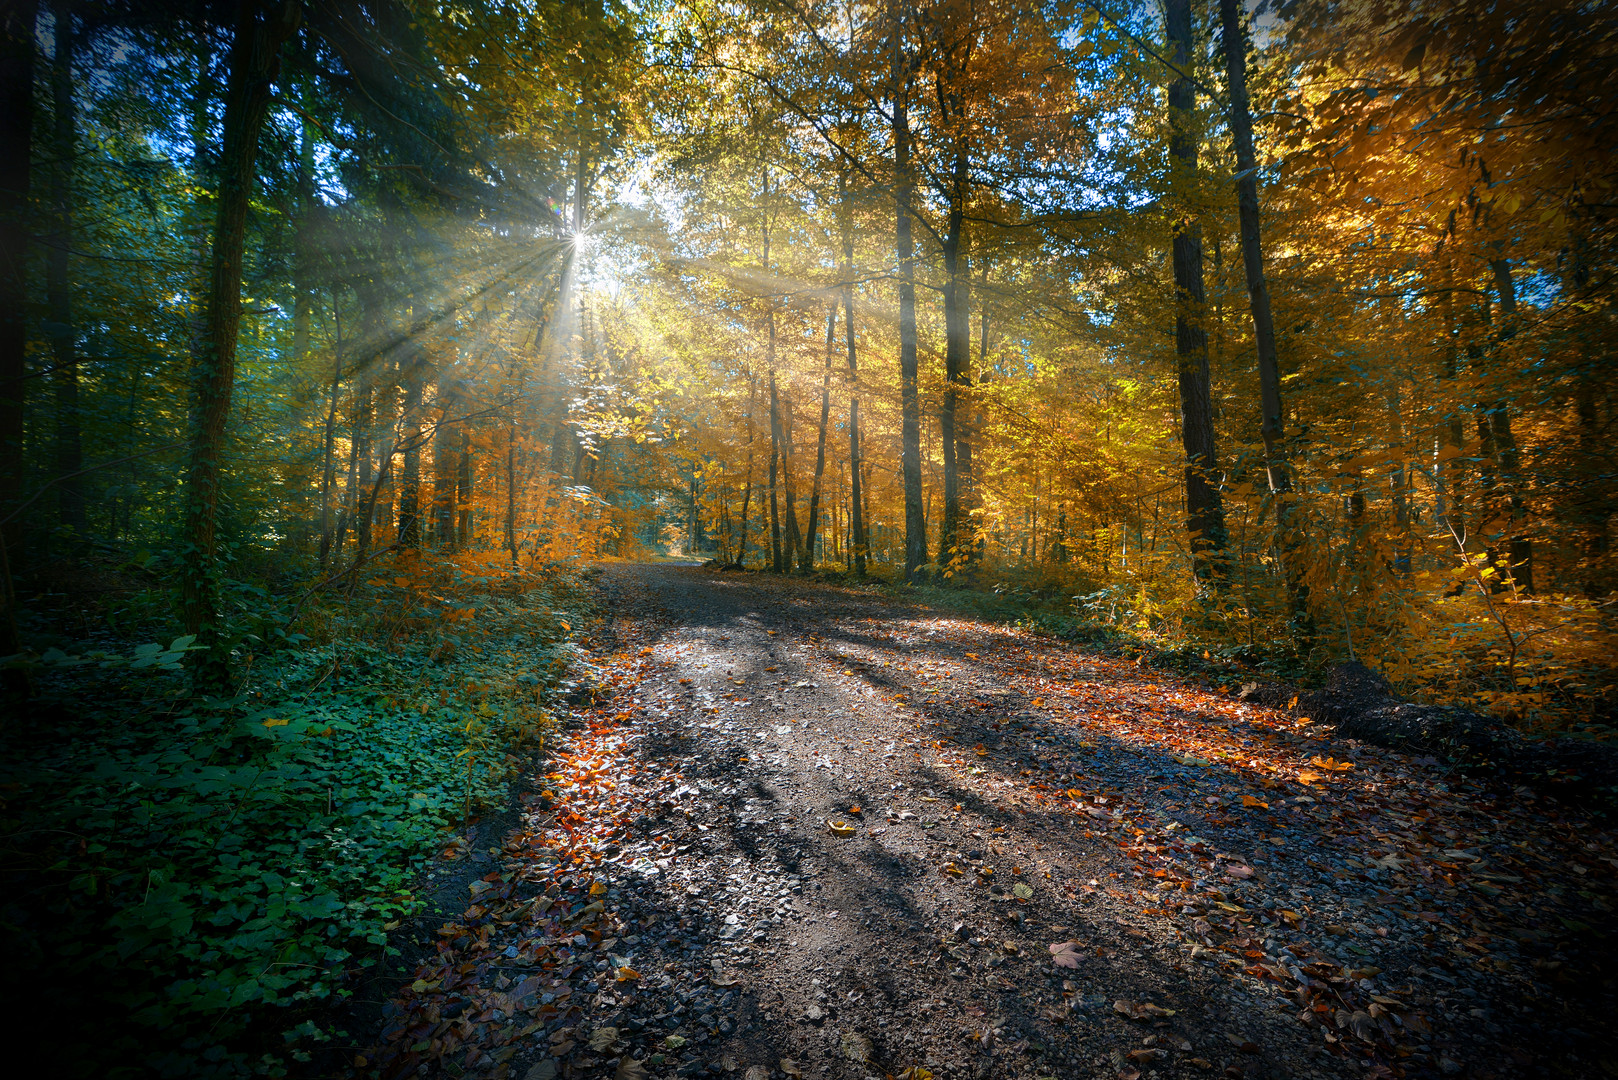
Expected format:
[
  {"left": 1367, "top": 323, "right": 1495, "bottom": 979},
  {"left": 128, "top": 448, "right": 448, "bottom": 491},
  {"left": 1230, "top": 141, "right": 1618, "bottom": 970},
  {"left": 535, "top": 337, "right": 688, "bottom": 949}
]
[
  {"left": 615, "top": 1060, "right": 648, "bottom": 1080},
  {"left": 720, "top": 1054, "right": 739, "bottom": 1073},
  {"left": 827, "top": 820, "right": 855, "bottom": 837},
  {"left": 1225, "top": 864, "right": 1255, "bottom": 879},
  {"left": 840, "top": 1031, "right": 875, "bottom": 1063},
  {"left": 1012, "top": 883, "right": 1034, "bottom": 899},
  {"left": 524, "top": 1061, "right": 559, "bottom": 1080},
  {"left": 1297, "top": 770, "right": 1323, "bottom": 785},
  {"left": 615, "top": 965, "right": 641, "bottom": 982},
  {"left": 745, "top": 1068, "right": 770, "bottom": 1080},
  {"left": 1115, "top": 1000, "right": 1176, "bottom": 1020},
  {"left": 663, "top": 1035, "right": 687, "bottom": 1050},
  {"left": 589, "top": 1028, "right": 620, "bottom": 1052},
  {"left": 1049, "top": 941, "right": 1085, "bottom": 968},
  {"left": 1309, "top": 755, "right": 1354, "bottom": 772},
  {"left": 780, "top": 1060, "right": 804, "bottom": 1078},
  {"left": 1241, "top": 795, "right": 1268, "bottom": 809},
  {"left": 1128, "top": 1048, "right": 1167, "bottom": 1063}
]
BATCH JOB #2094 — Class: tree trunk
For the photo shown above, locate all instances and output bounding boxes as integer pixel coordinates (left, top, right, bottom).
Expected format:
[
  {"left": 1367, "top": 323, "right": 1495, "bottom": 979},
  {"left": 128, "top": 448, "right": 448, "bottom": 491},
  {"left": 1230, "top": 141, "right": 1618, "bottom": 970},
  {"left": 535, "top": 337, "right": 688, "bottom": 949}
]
[
  {"left": 842, "top": 171, "right": 866, "bottom": 576},
  {"left": 1167, "top": 0, "right": 1227, "bottom": 587},
  {"left": 768, "top": 367, "right": 784, "bottom": 572},
  {"left": 804, "top": 306, "right": 834, "bottom": 571},
  {"left": 455, "top": 420, "right": 472, "bottom": 548},
  {"left": 737, "top": 369, "right": 755, "bottom": 567},
  {"left": 0, "top": 0, "right": 38, "bottom": 667},
  {"left": 46, "top": 0, "right": 83, "bottom": 541},
  {"left": 349, "top": 291, "right": 380, "bottom": 559},
  {"left": 432, "top": 370, "right": 457, "bottom": 548},
  {"left": 317, "top": 303, "right": 343, "bottom": 567},
  {"left": 781, "top": 381, "right": 803, "bottom": 567},
  {"left": 292, "top": 101, "right": 314, "bottom": 360},
  {"left": 1488, "top": 256, "right": 1532, "bottom": 592},
  {"left": 892, "top": 23, "right": 927, "bottom": 582},
  {"left": 939, "top": 135, "right": 969, "bottom": 575},
  {"left": 1436, "top": 247, "right": 1467, "bottom": 541},
  {"left": 396, "top": 320, "right": 425, "bottom": 550},
  {"left": 1219, "top": 0, "right": 1309, "bottom": 636},
  {"left": 178, "top": 0, "right": 300, "bottom": 682}
]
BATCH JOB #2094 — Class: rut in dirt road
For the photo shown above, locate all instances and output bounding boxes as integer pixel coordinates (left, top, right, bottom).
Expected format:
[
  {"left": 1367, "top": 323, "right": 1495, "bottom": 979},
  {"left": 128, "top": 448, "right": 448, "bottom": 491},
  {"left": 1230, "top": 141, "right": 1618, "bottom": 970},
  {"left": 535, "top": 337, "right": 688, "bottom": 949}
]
[{"left": 363, "top": 564, "right": 1617, "bottom": 1080}]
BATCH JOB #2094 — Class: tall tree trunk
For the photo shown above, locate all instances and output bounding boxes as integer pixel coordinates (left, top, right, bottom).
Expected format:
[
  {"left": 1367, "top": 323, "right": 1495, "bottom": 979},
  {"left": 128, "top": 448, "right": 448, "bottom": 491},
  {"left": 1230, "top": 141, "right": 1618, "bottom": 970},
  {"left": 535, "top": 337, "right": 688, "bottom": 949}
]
[
  {"left": 349, "top": 290, "right": 381, "bottom": 559},
  {"left": 737, "top": 370, "right": 755, "bottom": 567},
  {"left": 317, "top": 302, "right": 343, "bottom": 567},
  {"left": 47, "top": 0, "right": 83, "bottom": 540},
  {"left": 0, "top": 0, "right": 38, "bottom": 668},
  {"left": 965, "top": 259, "right": 990, "bottom": 564},
  {"left": 432, "top": 370, "right": 457, "bottom": 548},
  {"left": 455, "top": 420, "right": 472, "bottom": 548},
  {"left": 1488, "top": 256, "right": 1532, "bottom": 592},
  {"left": 768, "top": 367, "right": 784, "bottom": 572},
  {"left": 892, "top": 25, "right": 927, "bottom": 582},
  {"left": 841, "top": 171, "right": 866, "bottom": 576},
  {"left": 803, "top": 306, "right": 835, "bottom": 571},
  {"left": 939, "top": 134, "right": 969, "bottom": 575},
  {"left": 1436, "top": 244, "right": 1467, "bottom": 541},
  {"left": 1219, "top": 0, "right": 1309, "bottom": 636},
  {"left": 396, "top": 315, "right": 425, "bottom": 550},
  {"left": 1167, "top": 0, "right": 1226, "bottom": 587},
  {"left": 780, "top": 379, "right": 803, "bottom": 567},
  {"left": 292, "top": 102, "right": 314, "bottom": 360},
  {"left": 178, "top": 0, "right": 300, "bottom": 681}
]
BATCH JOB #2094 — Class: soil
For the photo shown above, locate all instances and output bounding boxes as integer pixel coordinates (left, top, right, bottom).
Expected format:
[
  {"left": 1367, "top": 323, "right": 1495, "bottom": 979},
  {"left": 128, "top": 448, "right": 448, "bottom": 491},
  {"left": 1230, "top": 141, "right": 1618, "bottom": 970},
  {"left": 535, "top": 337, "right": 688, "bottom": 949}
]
[{"left": 351, "top": 564, "right": 1618, "bottom": 1080}]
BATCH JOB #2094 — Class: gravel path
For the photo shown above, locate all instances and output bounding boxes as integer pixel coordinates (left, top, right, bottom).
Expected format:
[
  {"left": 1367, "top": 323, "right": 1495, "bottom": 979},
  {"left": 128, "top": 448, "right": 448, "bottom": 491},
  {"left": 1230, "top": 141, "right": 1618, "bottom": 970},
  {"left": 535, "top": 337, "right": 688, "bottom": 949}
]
[{"left": 362, "top": 564, "right": 1617, "bottom": 1080}]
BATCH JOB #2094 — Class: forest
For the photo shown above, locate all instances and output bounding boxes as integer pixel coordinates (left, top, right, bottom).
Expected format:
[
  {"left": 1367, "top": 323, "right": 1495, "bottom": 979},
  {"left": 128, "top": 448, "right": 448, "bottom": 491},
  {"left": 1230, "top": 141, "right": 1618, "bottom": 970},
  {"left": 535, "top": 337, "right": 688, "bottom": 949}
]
[{"left": 1, "top": 0, "right": 1615, "bottom": 1077}]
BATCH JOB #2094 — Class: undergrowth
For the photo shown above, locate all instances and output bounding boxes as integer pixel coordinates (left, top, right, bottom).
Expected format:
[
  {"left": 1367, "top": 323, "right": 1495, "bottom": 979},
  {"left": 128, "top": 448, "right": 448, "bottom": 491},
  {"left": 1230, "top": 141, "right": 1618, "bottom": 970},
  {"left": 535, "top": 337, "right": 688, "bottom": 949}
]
[{"left": 1, "top": 556, "right": 588, "bottom": 1078}]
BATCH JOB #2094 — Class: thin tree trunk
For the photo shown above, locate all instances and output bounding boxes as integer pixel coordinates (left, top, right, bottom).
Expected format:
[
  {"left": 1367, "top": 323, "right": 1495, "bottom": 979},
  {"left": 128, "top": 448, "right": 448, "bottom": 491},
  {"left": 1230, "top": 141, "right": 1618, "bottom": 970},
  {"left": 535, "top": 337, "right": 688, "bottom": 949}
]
[
  {"left": 1167, "top": 0, "right": 1227, "bottom": 587},
  {"left": 1219, "top": 0, "right": 1309, "bottom": 637},
  {"left": 292, "top": 102, "right": 314, "bottom": 360},
  {"left": 0, "top": 0, "right": 39, "bottom": 668},
  {"left": 1488, "top": 256, "right": 1532, "bottom": 592},
  {"left": 178, "top": 0, "right": 300, "bottom": 681},
  {"left": 1436, "top": 246, "right": 1467, "bottom": 540},
  {"left": 842, "top": 171, "right": 866, "bottom": 576},
  {"left": 804, "top": 306, "right": 835, "bottom": 571},
  {"left": 397, "top": 316, "right": 425, "bottom": 550},
  {"left": 350, "top": 293, "right": 380, "bottom": 558},
  {"left": 768, "top": 368, "right": 784, "bottom": 572},
  {"left": 781, "top": 380, "right": 803, "bottom": 567},
  {"left": 47, "top": 0, "right": 83, "bottom": 539},
  {"left": 737, "top": 369, "right": 755, "bottom": 567},
  {"left": 939, "top": 133, "right": 969, "bottom": 575},
  {"left": 432, "top": 369, "right": 457, "bottom": 548},
  {"left": 455, "top": 420, "right": 472, "bottom": 548},
  {"left": 317, "top": 302, "right": 343, "bottom": 567},
  {"left": 892, "top": 21, "right": 927, "bottom": 582}
]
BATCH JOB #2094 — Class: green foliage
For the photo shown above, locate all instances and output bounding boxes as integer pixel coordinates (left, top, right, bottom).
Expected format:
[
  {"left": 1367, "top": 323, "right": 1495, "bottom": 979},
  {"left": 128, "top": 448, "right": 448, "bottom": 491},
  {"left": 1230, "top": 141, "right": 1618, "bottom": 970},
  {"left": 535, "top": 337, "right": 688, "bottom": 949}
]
[{"left": 1, "top": 576, "right": 585, "bottom": 1077}]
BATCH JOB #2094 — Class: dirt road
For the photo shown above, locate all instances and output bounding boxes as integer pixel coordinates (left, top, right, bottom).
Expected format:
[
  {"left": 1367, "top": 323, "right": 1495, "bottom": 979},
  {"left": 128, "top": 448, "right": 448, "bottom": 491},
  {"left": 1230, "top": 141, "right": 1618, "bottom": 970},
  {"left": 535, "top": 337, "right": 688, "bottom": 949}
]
[{"left": 361, "top": 564, "right": 1616, "bottom": 1080}]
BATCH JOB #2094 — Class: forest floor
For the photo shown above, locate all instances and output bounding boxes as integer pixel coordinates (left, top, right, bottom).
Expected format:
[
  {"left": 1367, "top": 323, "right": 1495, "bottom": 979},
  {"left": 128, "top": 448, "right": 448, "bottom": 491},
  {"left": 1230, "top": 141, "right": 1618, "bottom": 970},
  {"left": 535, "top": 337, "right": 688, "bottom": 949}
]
[{"left": 353, "top": 563, "right": 1618, "bottom": 1080}]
